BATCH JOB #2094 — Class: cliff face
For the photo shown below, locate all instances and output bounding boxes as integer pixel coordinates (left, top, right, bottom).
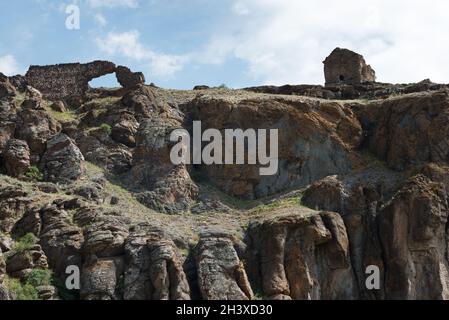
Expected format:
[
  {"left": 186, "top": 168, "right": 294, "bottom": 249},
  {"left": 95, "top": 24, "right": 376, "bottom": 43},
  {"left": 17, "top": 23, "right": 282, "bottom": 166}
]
[{"left": 1, "top": 67, "right": 449, "bottom": 300}]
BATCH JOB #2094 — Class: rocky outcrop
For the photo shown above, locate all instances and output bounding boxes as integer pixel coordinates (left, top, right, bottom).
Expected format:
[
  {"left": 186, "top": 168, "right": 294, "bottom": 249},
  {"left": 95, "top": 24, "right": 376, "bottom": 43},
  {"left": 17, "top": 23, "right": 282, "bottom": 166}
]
[
  {"left": 195, "top": 230, "right": 253, "bottom": 300},
  {"left": 187, "top": 94, "right": 362, "bottom": 199},
  {"left": 324, "top": 48, "right": 376, "bottom": 86},
  {"left": 116, "top": 66, "right": 145, "bottom": 89},
  {"left": 378, "top": 175, "right": 449, "bottom": 299},
  {"left": 15, "top": 99, "right": 61, "bottom": 162},
  {"left": 0, "top": 248, "right": 7, "bottom": 300},
  {"left": 40, "top": 133, "right": 85, "bottom": 183},
  {"left": 0, "top": 73, "right": 16, "bottom": 100},
  {"left": 25, "top": 61, "right": 116, "bottom": 101},
  {"left": 6, "top": 244, "right": 49, "bottom": 279},
  {"left": 123, "top": 225, "right": 190, "bottom": 300},
  {"left": 361, "top": 90, "right": 449, "bottom": 171},
  {"left": 132, "top": 117, "right": 198, "bottom": 213},
  {"left": 245, "top": 210, "right": 358, "bottom": 300},
  {"left": 39, "top": 204, "right": 84, "bottom": 276},
  {"left": 3, "top": 139, "right": 30, "bottom": 178}
]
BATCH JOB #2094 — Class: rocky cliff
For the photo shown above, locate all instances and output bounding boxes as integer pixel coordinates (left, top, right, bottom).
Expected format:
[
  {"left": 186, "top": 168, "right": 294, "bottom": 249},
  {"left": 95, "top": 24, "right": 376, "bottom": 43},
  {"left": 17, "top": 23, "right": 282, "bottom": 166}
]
[{"left": 1, "top": 59, "right": 449, "bottom": 300}]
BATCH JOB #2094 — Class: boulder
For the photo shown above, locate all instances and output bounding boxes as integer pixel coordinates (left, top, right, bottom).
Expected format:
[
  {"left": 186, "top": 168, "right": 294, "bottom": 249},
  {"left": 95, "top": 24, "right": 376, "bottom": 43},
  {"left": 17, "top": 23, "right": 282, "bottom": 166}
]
[
  {"left": 50, "top": 101, "right": 66, "bottom": 113},
  {"left": 6, "top": 244, "right": 49, "bottom": 279},
  {"left": 111, "top": 118, "right": 139, "bottom": 147},
  {"left": 116, "top": 66, "right": 145, "bottom": 89},
  {"left": 83, "top": 215, "right": 129, "bottom": 258},
  {"left": 3, "top": 139, "right": 30, "bottom": 178},
  {"left": 81, "top": 257, "right": 124, "bottom": 300},
  {"left": 15, "top": 100, "right": 61, "bottom": 161},
  {"left": 40, "top": 133, "right": 85, "bottom": 183},
  {"left": 0, "top": 73, "right": 16, "bottom": 99}
]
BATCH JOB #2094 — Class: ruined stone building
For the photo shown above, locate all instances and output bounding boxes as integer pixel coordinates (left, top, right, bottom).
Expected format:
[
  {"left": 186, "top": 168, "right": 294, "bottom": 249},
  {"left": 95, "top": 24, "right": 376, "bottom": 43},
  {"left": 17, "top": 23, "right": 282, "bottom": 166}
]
[
  {"left": 323, "top": 48, "right": 376, "bottom": 86},
  {"left": 25, "top": 61, "right": 145, "bottom": 101}
]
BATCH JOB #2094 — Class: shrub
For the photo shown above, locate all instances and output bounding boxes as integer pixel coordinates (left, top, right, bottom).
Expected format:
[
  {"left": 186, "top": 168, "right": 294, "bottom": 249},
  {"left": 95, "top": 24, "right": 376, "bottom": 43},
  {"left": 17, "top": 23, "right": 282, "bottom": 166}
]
[
  {"left": 4, "top": 276, "right": 39, "bottom": 301},
  {"left": 9, "top": 233, "right": 38, "bottom": 256},
  {"left": 25, "top": 269, "right": 52, "bottom": 288},
  {"left": 100, "top": 123, "right": 112, "bottom": 135},
  {"left": 26, "top": 166, "right": 43, "bottom": 181}
]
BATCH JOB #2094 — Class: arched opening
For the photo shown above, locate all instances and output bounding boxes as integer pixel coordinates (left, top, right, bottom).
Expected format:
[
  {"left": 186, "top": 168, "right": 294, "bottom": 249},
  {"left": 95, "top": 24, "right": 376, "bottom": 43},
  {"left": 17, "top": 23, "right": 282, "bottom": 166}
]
[
  {"left": 88, "top": 73, "right": 120, "bottom": 89},
  {"left": 339, "top": 75, "right": 345, "bottom": 82}
]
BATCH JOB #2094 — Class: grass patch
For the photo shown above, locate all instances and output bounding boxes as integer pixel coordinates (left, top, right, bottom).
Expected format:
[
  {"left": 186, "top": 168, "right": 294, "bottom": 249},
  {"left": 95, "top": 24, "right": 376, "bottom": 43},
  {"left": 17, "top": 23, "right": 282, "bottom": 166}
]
[
  {"left": 26, "top": 166, "right": 43, "bottom": 182},
  {"left": 7, "top": 233, "right": 38, "bottom": 257},
  {"left": 13, "top": 92, "right": 26, "bottom": 109},
  {"left": 4, "top": 276, "right": 39, "bottom": 300},
  {"left": 100, "top": 123, "right": 112, "bottom": 135}
]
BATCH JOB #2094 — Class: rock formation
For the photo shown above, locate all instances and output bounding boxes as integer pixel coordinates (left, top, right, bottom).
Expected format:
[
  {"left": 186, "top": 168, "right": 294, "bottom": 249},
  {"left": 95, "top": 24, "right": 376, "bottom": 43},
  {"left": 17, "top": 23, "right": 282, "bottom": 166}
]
[{"left": 2, "top": 53, "right": 449, "bottom": 301}]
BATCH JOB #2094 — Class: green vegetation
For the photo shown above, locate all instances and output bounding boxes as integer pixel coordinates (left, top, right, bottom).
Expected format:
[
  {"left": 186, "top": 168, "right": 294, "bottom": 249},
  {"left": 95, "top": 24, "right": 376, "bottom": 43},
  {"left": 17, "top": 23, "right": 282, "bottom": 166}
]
[
  {"left": 100, "top": 123, "right": 112, "bottom": 135},
  {"left": 8, "top": 233, "right": 38, "bottom": 257},
  {"left": 25, "top": 269, "right": 53, "bottom": 288},
  {"left": 4, "top": 269, "right": 53, "bottom": 301},
  {"left": 4, "top": 276, "right": 39, "bottom": 300},
  {"left": 26, "top": 166, "right": 44, "bottom": 181},
  {"left": 13, "top": 92, "right": 26, "bottom": 109}
]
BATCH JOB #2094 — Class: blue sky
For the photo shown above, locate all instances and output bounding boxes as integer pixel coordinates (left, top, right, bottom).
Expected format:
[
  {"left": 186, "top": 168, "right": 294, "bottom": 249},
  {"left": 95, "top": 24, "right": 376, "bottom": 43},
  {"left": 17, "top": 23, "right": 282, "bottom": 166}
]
[{"left": 1, "top": 0, "right": 449, "bottom": 89}]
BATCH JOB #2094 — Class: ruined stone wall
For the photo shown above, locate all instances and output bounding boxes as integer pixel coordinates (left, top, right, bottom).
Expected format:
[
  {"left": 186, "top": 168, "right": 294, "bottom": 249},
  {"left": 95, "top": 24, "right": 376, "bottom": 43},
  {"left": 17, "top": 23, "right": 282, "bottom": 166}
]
[
  {"left": 25, "top": 61, "right": 116, "bottom": 100},
  {"left": 324, "top": 48, "right": 376, "bottom": 86}
]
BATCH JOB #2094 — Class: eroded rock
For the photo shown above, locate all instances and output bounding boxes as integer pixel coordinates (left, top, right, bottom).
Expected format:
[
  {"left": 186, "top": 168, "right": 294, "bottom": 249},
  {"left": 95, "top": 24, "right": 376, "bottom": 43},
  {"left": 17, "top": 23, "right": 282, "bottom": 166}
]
[{"left": 40, "top": 133, "right": 85, "bottom": 183}]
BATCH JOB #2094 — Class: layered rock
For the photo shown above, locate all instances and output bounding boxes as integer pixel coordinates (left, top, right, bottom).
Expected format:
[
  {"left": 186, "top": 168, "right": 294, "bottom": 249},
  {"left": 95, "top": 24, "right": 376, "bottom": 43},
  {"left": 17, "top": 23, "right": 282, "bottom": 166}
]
[
  {"left": 123, "top": 225, "right": 190, "bottom": 300},
  {"left": 187, "top": 94, "right": 362, "bottom": 199},
  {"left": 39, "top": 204, "right": 84, "bottom": 276},
  {"left": 3, "top": 139, "right": 30, "bottom": 178},
  {"left": 361, "top": 90, "right": 449, "bottom": 171},
  {"left": 6, "top": 244, "right": 49, "bottom": 279},
  {"left": 40, "top": 133, "right": 85, "bottom": 183},
  {"left": 378, "top": 175, "right": 449, "bottom": 299},
  {"left": 0, "top": 73, "right": 16, "bottom": 100},
  {"left": 132, "top": 117, "right": 198, "bottom": 213},
  {"left": 195, "top": 230, "right": 253, "bottom": 300},
  {"left": 245, "top": 210, "right": 357, "bottom": 300},
  {"left": 116, "top": 66, "right": 145, "bottom": 89},
  {"left": 15, "top": 99, "right": 61, "bottom": 162}
]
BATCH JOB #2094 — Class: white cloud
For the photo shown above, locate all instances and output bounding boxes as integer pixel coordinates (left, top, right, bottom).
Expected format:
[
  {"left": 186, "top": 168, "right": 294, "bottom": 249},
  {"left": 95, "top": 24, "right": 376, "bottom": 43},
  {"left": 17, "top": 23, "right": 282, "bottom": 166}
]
[
  {"left": 94, "top": 13, "right": 107, "bottom": 27},
  {"left": 202, "top": 0, "right": 449, "bottom": 85},
  {"left": 86, "top": 0, "right": 138, "bottom": 8},
  {"left": 0, "top": 55, "right": 20, "bottom": 76},
  {"left": 96, "top": 31, "right": 189, "bottom": 79}
]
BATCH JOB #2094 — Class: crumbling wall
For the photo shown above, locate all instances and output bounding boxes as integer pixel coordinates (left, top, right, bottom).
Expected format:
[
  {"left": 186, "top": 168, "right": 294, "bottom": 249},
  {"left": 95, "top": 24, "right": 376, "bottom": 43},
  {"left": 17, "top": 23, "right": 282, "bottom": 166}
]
[
  {"left": 25, "top": 61, "right": 116, "bottom": 100},
  {"left": 324, "top": 48, "right": 376, "bottom": 86}
]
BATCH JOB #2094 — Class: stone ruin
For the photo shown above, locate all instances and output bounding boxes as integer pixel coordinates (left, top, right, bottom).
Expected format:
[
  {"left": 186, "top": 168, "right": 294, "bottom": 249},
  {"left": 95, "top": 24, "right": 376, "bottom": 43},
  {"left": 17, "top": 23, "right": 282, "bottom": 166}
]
[
  {"left": 323, "top": 48, "right": 376, "bottom": 86},
  {"left": 25, "top": 61, "right": 145, "bottom": 101}
]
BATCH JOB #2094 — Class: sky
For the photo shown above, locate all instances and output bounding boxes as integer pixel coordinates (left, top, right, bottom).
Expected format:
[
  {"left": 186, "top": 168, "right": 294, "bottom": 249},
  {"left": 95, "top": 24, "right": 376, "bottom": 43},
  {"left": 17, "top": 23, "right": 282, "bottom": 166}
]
[{"left": 1, "top": 0, "right": 449, "bottom": 89}]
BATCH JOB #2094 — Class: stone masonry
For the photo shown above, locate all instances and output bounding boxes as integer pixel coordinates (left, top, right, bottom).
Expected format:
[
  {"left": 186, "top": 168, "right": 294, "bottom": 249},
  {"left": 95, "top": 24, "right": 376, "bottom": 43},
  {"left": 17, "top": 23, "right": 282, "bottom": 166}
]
[{"left": 323, "top": 48, "right": 376, "bottom": 86}]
